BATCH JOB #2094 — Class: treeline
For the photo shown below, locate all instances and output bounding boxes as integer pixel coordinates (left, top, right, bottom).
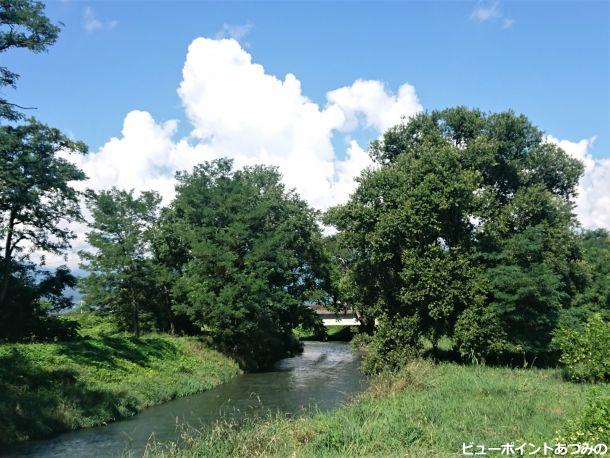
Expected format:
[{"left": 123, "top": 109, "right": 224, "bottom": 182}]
[{"left": 1, "top": 1, "right": 608, "bottom": 374}]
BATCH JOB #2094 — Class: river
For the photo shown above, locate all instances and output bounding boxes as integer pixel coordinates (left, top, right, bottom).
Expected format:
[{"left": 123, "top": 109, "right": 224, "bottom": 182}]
[{"left": 3, "top": 341, "right": 366, "bottom": 457}]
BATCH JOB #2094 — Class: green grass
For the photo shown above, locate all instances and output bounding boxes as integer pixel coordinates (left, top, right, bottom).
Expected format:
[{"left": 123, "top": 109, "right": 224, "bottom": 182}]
[
  {"left": 0, "top": 328, "right": 241, "bottom": 444},
  {"left": 149, "top": 360, "right": 592, "bottom": 457},
  {"left": 66, "top": 310, "right": 122, "bottom": 337}
]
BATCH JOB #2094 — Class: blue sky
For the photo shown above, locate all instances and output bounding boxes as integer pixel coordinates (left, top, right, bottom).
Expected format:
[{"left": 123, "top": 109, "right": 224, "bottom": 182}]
[
  {"left": 5, "top": 1, "right": 610, "bottom": 272},
  {"left": 5, "top": 0, "right": 609, "bottom": 155}
]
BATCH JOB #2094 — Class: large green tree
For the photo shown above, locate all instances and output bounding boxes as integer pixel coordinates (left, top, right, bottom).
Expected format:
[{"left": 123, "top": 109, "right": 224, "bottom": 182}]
[
  {"left": 80, "top": 188, "right": 162, "bottom": 337},
  {"left": 168, "top": 159, "right": 329, "bottom": 369},
  {"left": 0, "top": 119, "right": 86, "bottom": 339},
  {"left": 328, "top": 107, "right": 585, "bottom": 367},
  {"left": 0, "top": 0, "right": 61, "bottom": 121},
  {"left": 565, "top": 229, "right": 610, "bottom": 325}
]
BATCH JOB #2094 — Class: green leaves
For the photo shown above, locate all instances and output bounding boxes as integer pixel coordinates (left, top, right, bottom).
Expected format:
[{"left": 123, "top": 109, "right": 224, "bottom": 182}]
[
  {"left": 0, "top": 119, "right": 86, "bottom": 340},
  {"left": 0, "top": 0, "right": 61, "bottom": 120},
  {"left": 167, "top": 159, "right": 329, "bottom": 369},
  {"left": 80, "top": 188, "right": 162, "bottom": 336},
  {"left": 554, "top": 313, "right": 610, "bottom": 382},
  {"left": 329, "top": 107, "right": 587, "bottom": 365}
]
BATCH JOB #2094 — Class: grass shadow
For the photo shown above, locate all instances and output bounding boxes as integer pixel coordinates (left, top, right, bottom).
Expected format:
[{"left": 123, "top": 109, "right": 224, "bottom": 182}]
[
  {"left": 54, "top": 336, "right": 179, "bottom": 371},
  {"left": 0, "top": 347, "right": 139, "bottom": 445}
]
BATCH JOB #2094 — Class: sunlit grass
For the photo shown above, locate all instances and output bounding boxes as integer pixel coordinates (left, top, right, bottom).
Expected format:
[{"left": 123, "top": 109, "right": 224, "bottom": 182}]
[{"left": 149, "top": 360, "right": 591, "bottom": 457}]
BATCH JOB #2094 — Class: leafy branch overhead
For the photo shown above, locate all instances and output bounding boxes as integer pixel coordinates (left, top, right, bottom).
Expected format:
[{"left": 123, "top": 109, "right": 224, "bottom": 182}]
[{"left": 0, "top": 0, "right": 62, "bottom": 120}]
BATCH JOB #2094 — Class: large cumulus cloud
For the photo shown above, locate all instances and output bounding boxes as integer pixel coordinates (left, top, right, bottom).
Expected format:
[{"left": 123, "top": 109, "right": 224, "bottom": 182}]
[{"left": 47, "top": 37, "right": 608, "bottom": 268}]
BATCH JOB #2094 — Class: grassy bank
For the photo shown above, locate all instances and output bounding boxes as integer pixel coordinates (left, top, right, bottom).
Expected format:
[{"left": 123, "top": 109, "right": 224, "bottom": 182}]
[
  {"left": 150, "top": 360, "right": 593, "bottom": 457},
  {"left": 0, "top": 328, "right": 241, "bottom": 444}
]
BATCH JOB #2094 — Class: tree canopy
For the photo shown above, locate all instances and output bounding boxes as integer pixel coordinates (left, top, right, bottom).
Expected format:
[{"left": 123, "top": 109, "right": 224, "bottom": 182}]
[
  {"left": 327, "top": 107, "right": 586, "bottom": 367},
  {"left": 0, "top": 119, "right": 86, "bottom": 339},
  {"left": 0, "top": 0, "right": 61, "bottom": 120},
  {"left": 168, "top": 159, "right": 329, "bottom": 369},
  {"left": 80, "top": 188, "right": 162, "bottom": 337}
]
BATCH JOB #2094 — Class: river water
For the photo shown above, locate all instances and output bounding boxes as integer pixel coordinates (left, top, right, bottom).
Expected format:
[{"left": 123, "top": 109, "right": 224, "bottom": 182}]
[{"left": 3, "top": 341, "right": 366, "bottom": 458}]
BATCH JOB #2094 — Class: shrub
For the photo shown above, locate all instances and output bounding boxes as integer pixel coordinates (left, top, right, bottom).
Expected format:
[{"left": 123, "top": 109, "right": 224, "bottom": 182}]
[
  {"left": 556, "top": 388, "right": 610, "bottom": 444},
  {"left": 554, "top": 313, "right": 610, "bottom": 382},
  {"left": 454, "top": 304, "right": 511, "bottom": 364},
  {"left": 360, "top": 317, "right": 419, "bottom": 375}
]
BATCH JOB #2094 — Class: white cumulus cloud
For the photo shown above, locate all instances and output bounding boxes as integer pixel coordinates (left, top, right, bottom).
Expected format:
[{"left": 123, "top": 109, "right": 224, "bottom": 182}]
[
  {"left": 175, "top": 37, "right": 421, "bottom": 209},
  {"left": 78, "top": 38, "right": 423, "bottom": 210},
  {"left": 46, "top": 37, "right": 422, "bottom": 268},
  {"left": 547, "top": 136, "right": 610, "bottom": 230},
  {"left": 327, "top": 79, "right": 422, "bottom": 132}
]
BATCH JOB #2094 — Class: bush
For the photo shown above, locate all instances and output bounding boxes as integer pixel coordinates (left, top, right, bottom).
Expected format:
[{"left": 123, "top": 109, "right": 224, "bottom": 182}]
[
  {"left": 360, "top": 317, "right": 419, "bottom": 375},
  {"left": 63, "top": 311, "right": 120, "bottom": 337},
  {"left": 556, "top": 388, "right": 610, "bottom": 444},
  {"left": 554, "top": 313, "right": 610, "bottom": 382},
  {"left": 33, "top": 316, "right": 80, "bottom": 342},
  {"left": 454, "top": 304, "right": 510, "bottom": 364}
]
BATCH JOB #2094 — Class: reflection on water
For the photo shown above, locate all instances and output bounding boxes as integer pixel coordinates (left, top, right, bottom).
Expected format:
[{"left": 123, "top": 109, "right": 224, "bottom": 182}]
[{"left": 3, "top": 341, "right": 365, "bottom": 458}]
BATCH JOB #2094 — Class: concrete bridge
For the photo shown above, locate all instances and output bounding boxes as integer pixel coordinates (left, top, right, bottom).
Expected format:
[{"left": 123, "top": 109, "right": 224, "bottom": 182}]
[{"left": 311, "top": 305, "right": 360, "bottom": 326}]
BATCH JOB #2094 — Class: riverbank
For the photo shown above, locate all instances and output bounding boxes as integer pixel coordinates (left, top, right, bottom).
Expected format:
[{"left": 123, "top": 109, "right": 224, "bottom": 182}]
[
  {"left": 150, "top": 360, "right": 596, "bottom": 457},
  {"left": 0, "top": 332, "right": 241, "bottom": 444}
]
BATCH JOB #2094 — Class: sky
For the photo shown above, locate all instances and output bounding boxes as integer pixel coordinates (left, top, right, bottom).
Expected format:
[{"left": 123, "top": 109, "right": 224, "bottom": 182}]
[{"left": 3, "top": 0, "right": 610, "bottom": 268}]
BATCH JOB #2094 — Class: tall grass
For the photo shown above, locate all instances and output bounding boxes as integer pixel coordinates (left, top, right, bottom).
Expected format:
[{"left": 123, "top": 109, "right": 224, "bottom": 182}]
[{"left": 149, "top": 360, "right": 590, "bottom": 457}]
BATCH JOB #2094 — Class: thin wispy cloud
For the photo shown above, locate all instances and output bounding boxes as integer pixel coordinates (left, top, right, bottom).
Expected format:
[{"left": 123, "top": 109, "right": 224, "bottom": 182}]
[
  {"left": 83, "top": 7, "right": 118, "bottom": 32},
  {"left": 214, "top": 22, "right": 253, "bottom": 41},
  {"left": 471, "top": 1, "right": 500, "bottom": 22},
  {"left": 502, "top": 18, "right": 514, "bottom": 29},
  {"left": 470, "top": 1, "right": 514, "bottom": 28}
]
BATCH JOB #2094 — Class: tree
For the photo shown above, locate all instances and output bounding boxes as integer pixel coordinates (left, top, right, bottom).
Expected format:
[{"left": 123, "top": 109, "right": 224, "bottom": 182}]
[
  {"left": 169, "top": 159, "right": 328, "bottom": 369},
  {"left": 80, "top": 188, "right": 162, "bottom": 337},
  {"left": 328, "top": 107, "right": 585, "bottom": 368},
  {"left": 327, "top": 136, "right": 487, "bottom": 342},
  {"left": 149, "top": 207, "right": 192, "bottom": 335},
  {"left": 0, "top": 0, "right": 61, "bottom": 120},
  {"left": 0, "top": 119, "right": 86, "bottom": 338},
  {"left": 564, "top": 229, "right": 610, "bottom": 326}
]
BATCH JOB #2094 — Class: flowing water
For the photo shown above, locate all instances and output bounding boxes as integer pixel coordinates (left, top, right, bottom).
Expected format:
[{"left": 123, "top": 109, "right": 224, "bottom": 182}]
[{"left": 3, "top": 341, "right": 366, "bottom": 458}]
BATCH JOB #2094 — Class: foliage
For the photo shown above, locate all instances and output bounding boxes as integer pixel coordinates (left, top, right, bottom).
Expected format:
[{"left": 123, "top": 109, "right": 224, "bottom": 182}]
[
  {"left": 0, "top": 0, "right": 61, "bottom": 120},
  {"left": 294, "top": 325, "right": 355, "bottom": 342},
  {"left": 63, "top": 310, "right": 120, "bottom": 337},
  {"left": 166, "top": 159, "right": 329, "bottom": 370},
  {"left": 0, "top": 119, "right": 86, "bottom": 340},
  {"left": 327, "top": 107, "right": 585, "bottom": 364},
  {"left": 80, "top": 188, "right": 163, "bottom": 336},
  {"left": 0, "top": 332, "right": 241, "bottom": 444},
  {"left": 454, "top": 302, "right": 511, "bottom": 363},
  {"left": 360, "top": 317, "right": 419, "bottom": 374},
  {"left": 564, "top": 229, "right": 610, "bottom": 327},
  {"left": 553, "top": 313, "right": 610, "bottom": 382},
  {"left": 149, "top": 361, "right": 588, "bottom": 457},
  {"left": 556, "top": 387, "right": 610, "bottom": 445}
]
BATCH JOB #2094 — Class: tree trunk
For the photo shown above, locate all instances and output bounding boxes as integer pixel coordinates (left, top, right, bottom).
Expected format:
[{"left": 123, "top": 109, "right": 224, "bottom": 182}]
[
  {"left": 0, "top": 210, "right": 16, "bottom": 311},
  {"left": 130, "top": 290, "right": 140, "bottom": 337},
  {"left": 164, "top": 285, "right": 176, "bottom": 335}
]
